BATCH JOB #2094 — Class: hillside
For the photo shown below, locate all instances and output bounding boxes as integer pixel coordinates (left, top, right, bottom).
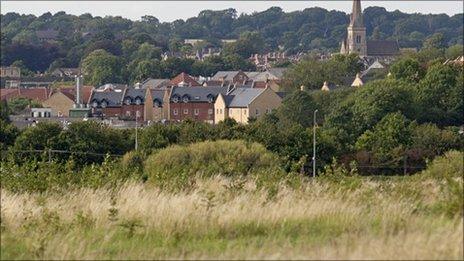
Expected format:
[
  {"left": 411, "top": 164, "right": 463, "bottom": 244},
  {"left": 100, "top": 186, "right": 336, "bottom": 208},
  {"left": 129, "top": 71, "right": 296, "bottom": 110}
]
[{"left": 1, "top": 7, "right": 463, "bottom": 72}]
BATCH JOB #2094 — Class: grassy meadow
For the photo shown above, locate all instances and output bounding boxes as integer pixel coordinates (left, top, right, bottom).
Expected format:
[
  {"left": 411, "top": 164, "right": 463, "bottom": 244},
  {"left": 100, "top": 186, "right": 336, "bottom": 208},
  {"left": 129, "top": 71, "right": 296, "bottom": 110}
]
[{"left": 1, "top": 150, "right": 463, "bottom": 260}]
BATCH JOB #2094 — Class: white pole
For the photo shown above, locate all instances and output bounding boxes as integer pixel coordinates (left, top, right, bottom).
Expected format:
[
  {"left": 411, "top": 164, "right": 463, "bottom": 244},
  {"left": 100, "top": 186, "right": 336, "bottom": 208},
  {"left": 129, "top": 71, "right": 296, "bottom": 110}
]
[{"left": 313, "top": 109, "right": 318, "bottom": 178}]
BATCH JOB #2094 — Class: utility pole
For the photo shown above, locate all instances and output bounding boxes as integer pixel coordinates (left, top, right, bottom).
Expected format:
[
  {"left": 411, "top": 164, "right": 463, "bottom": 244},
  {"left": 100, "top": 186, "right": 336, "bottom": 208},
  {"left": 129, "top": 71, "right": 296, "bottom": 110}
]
[
  {"left": 313, "top": 109, "right": 318, "bottom": 178},
  {"left": 135, "top": 111, "right": 139, "bottom": 151}
]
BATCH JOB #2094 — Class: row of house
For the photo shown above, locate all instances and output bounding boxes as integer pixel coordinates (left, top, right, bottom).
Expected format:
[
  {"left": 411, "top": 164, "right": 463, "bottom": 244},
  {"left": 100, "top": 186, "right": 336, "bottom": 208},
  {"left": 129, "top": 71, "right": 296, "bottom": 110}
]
[{"left": 88, "top": 84, "right": 283, "bottom": 124}]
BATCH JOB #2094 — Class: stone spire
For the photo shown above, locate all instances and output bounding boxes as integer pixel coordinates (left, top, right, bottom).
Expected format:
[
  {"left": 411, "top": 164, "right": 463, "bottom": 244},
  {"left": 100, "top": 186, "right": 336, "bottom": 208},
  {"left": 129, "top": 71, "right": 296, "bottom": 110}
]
[{"left": 349, "top": 0, "right": 364, "bottom": 28}]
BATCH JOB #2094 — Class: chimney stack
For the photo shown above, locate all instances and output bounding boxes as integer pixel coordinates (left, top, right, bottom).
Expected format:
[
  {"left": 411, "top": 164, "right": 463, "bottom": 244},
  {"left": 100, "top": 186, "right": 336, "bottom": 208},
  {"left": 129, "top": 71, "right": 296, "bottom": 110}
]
[{"left": 75, "top": 75, "right": 83, "bottom": 107}]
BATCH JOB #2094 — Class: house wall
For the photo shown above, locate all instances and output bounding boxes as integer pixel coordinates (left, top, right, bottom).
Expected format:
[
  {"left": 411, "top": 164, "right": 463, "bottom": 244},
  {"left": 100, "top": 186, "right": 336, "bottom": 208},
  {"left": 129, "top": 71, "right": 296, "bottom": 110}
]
[
  {"left": 42, "top": 92, "right": 74, "bottom": 117},
  {"left": 144, "top": 90, "right": 154, "bottom": 121},
  {"left": 228, "top": 107, "right": 248, "bottom": 124},
  {"left": 100, "top": 107, "right": 122, "bottom": 118},
  {"left": 248, "top": 88, "right": 282, "bottom": 120},
  {"left": 121, "top": 104, "right": 145, "bottom": 121},
  {"left": 170, "top": 102, "right": 215, "bottom": 123},
  {"left": 214, "top": 95, "right": 227, "bottom": 123}
]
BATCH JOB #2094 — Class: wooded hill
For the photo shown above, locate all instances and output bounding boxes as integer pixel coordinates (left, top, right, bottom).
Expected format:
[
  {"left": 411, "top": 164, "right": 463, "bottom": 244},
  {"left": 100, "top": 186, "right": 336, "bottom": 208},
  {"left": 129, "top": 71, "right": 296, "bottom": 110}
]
[{"left": 1, "top": 7, "right": 463, "bottom": 73}]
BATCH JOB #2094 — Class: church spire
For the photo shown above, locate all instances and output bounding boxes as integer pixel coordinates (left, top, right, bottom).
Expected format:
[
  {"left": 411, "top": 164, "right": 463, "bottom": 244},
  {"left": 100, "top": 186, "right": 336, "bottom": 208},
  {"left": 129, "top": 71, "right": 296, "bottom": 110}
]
[{"left": 350, "top": 0, "right": 364, "bottom": 28}]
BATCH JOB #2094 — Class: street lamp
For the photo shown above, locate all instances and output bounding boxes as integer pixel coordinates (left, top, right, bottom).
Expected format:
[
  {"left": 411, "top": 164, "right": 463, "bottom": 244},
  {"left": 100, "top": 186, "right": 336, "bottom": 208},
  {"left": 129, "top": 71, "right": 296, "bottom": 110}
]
[{"left": 313, "top": 109, "right": 318, "bottom": 178}]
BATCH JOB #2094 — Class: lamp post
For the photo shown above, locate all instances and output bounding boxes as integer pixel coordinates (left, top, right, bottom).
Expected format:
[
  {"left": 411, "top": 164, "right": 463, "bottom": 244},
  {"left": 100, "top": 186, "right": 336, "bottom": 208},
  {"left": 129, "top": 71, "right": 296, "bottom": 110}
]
[
  {"left": 135, "top": 111, "right": 139, "bottom": 151},
  {"left": 313, "top": 109, "right": 318, "bottom": 178}
]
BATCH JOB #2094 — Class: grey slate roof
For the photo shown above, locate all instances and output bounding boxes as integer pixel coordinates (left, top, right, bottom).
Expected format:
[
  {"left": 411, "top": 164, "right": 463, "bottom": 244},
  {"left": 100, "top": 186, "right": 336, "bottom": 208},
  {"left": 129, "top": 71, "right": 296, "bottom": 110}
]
[
  {"left": 170, "top": 86, "right": 229, "bottom": 103},
  {"left": 367, "top": 41, "right": 400, "bottom": 56},
  {"left": 90, "top": 90, "right": 124, "bottom": 107},
  {"left": 124, "top": 88, "right": 145, "bottom": 99},
  {"left": 227, "top": 88, "right": 265, "bottom": 108},
  {"left": 212, "top": 71, "right": 240, "bottom": 81},
  {"left": 142, "top": 78, "right": 170, "bottom": 89},
  {"left": 151, "top": 89, "right": 165, "bottom": 106}
]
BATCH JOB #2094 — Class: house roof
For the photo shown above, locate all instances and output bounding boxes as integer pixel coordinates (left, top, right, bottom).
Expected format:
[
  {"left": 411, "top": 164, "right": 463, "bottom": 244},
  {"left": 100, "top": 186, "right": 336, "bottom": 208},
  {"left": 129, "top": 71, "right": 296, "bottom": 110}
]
[
  {"left": 169, "top": 72, "right": 201, "bottom": 87},
  {"left": 227, "top": 88, "right": 265, "bottom": 108},
  {"left": 141, "top": 78, "right": 170, "bottom": 89},
  {"left": 96, "top": 83, "right": 128, "bottom": 92},
  {"left": 58, "top": 86, "right": 94, "bottom": 104},
  {"left": 170, "top": 86, "right": 228, "bottom": 103},
  {"left": 124, "top": 88, "right": 146, "bottom": 99},
  {"left": 267, "top": 67, "right": 287, "bottom": 79},
  {"left": 10, "top": 88, "right": 51, "bottom": 102},
  {"left": 90, "top": 90, "right": 124, "bottom": 107},
  {"left": 212, "top": 71, "right": 242, "bottom": 81},
  {"left": 151, "top": 89, "right": 166, "bottom": 106},
  {"left": 367, "top": 41, "right": 400, "bottom": 57}
]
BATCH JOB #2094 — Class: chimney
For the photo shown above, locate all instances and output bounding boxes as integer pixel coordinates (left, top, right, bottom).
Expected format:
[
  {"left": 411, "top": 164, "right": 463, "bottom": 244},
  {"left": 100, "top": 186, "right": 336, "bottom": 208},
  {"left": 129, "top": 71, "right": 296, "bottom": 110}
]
[{"left": 75, "top": 75, "right": 83, "bottom": 107}]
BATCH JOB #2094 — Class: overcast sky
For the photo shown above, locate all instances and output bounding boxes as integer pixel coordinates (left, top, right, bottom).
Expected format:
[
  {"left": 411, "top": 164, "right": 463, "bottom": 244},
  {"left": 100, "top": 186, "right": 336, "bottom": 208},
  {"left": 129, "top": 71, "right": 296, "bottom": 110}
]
[{"left": 1, "top": 1, "right": 463, "bottom": 22}]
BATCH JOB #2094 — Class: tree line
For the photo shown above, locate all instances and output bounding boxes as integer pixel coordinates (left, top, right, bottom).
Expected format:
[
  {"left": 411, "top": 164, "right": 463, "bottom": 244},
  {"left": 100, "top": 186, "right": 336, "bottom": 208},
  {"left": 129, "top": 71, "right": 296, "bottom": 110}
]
[{"left": 1, "top": 6, "right": 462, "bottom": 80}]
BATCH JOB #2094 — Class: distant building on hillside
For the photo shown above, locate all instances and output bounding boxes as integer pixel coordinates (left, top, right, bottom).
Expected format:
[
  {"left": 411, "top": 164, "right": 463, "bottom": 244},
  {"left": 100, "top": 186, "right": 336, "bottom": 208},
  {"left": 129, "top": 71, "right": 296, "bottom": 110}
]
[
  {"left": 340, "top": 0, "right": 400, "bottom": 62},
  {"left": 0, "top": 66, "right": 21, "bottom": 78}
]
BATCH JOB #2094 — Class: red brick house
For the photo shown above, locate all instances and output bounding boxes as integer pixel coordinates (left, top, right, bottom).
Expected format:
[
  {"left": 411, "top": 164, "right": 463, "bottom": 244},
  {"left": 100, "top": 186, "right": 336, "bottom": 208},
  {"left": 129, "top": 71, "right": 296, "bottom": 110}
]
[
  {"left": 167, "top": 86, "right": 229, "bottom": 124},
  {"left": 89, "top": 87, "right": 153, "bottom": 121}
]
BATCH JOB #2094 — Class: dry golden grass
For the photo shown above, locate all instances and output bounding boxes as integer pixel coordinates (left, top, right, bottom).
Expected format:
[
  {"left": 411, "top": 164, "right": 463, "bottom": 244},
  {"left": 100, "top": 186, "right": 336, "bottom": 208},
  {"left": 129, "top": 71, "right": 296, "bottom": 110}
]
[{"left": 1, "top": 175, "right": 463, "bottom": 260}]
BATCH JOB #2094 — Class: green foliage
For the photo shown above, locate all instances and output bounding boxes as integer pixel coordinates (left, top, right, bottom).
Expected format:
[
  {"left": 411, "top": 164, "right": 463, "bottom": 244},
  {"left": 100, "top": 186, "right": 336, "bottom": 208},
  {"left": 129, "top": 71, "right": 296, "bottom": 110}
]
[
  {"left": 81, "top": 49, "right": 122, "bottom": 86},
  {"left": 144, "top": 140, "right": 285, "bottom": 190},
  {"left": 7, "top": 98, "right": 42, "bottom": 115},
  {"left": 0, "top": 120, "right": 19, "bottom": 151},
  {"left": 355, "top": 113, "right": 413, "bottom": 162},
  {"left": 276, "top": 90, "right": 317, "bottom": 128},
  {"left": 283, "top": 54, "right": 363, "bottom": 90},
  {"left": 389, "top": 58, "right": 425, "bottom": 83}
]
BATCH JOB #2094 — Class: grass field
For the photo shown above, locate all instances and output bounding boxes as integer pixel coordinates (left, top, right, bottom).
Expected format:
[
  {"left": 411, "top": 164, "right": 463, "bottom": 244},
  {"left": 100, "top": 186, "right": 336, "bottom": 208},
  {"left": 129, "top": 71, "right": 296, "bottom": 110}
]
[{"left": 1, "top": 151, "right": 463, "bottom": 260}]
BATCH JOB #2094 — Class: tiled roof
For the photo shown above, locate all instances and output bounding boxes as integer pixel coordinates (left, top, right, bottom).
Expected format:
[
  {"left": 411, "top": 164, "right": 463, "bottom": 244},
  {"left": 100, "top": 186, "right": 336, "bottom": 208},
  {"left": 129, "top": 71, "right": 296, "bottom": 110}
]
[
  {"left": 212, "top": 71, "right": 240, "bottom": 81},
  {"left": 169, "top": 72, "right": 201, "bottom": 87},
  {"left": 367, "top": 41, "right": 400, "bottom": 56},
  {"left": 170, "top": 86, "right": 228, "bottom": 103},
  {"left": 227, "top": 88, "right": 265, "bottom": 108},
  {"left": 141, "top": 78, "right": 170, "bottom": 89},
  {"left": 151, "top": 89, "right": 166, "bottom": 106},
  {"left": 90, "top": 90, "right": 124, "bottom": 107},
  {"left": 12, "top": 88, "right": 51, "bottom": 102}
]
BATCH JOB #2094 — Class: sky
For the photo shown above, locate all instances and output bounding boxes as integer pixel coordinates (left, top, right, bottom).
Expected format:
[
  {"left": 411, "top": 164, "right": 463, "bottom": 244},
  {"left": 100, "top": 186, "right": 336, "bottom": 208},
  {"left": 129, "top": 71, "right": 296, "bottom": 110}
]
[{"left": 1, "top": 1, "right": 463, "bottom": 22}]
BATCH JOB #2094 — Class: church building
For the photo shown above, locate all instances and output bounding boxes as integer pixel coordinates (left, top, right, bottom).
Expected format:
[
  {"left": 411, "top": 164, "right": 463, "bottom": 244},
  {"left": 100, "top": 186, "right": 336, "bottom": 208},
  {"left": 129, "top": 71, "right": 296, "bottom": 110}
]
[{"left": 340, "top": 0, "right": 400, "bottom": 60}]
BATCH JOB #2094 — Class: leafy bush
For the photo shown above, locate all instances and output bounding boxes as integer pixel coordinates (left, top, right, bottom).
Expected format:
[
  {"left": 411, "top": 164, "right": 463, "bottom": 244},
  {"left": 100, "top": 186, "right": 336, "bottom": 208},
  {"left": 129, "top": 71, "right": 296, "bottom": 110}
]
[{"left": 145, "top": 140, "right": 285, "bottom": 190}]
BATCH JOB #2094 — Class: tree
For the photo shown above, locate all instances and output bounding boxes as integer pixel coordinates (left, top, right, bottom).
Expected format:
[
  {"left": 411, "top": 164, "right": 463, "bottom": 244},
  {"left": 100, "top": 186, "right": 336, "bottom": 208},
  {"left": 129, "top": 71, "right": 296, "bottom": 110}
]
[
  {"left": 355, "top": 112, "right": 413, "bottom": 164},
  {"left": 416, "top": 63, "right": 462, "bottom": 126},
  {"left": 139, "top": 124, "right": 179, "bottom": 153},
  {"left": 423, "top": 33, "right": 445, "bottom": 49},
  {"left": 0, "top": 120, "right": 19, "bottom": 151},
  {"left": 131, "top": 59, "right": 163, "bottom": 83},
  {"left": 13, "top": 122, "right": 63, "bottom": 153},
  {"left": 223, "top": 31, "right": 265, "bottom": 58},
  {"left": 276, "top": 90, "right": 317, "bottom": 128},
  {"left": 389, "top": 58, "right": 425, "bottom": 83},
  {"left": 81, "top": 49, "right": 122, "bottom": 86},
  {"left": 445, "top": 44, "right": 464, "bottom": 59}
]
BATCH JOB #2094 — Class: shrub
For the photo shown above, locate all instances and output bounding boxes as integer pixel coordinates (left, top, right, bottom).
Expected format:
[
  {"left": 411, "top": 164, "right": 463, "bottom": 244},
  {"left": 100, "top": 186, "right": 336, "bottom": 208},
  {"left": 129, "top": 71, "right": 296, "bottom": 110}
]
[{"left": 144, "top": 140, "right": 285, "bottom": 190}]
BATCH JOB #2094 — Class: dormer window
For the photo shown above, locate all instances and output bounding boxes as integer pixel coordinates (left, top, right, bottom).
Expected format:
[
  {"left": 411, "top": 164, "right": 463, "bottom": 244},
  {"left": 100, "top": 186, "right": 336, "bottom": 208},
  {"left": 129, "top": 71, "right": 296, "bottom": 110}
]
[
  {"left": 124, "top": 98, "right": 132, "bottom": 105},
  {"left": 154, "top": 100, "right": 161, "bottom": 107},
  {"left": 92, "top": 100, "right": 99, "bottom": 108},
  {"left": 101, "top": 100, "right": 108, "bottom": 108},
  {"left": 172, "top": 95, "right": 180, "bottom": 103},
  {"left": 135, "top": 97, "right": 142, "bottom": 105},
  {"left": 207, "top": 94, "right": 214, "bottom": 103},
  {"left": 182, "top": 95, "right": 190, "bottom": 103}
]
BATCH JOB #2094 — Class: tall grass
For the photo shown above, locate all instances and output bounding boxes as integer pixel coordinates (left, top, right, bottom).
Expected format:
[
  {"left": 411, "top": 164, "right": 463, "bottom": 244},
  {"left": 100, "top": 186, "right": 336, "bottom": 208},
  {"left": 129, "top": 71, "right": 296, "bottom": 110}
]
[{"left": 1, "top": 150, "right": 462, "bottom": 260}]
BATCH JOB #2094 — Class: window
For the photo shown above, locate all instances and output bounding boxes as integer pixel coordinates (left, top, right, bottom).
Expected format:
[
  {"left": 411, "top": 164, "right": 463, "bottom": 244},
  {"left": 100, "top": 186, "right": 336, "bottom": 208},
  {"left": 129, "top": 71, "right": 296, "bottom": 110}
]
[
  {"left": 136, "top": 111, "right": 141, "bottom": 118},
  {"left": 194, "top": 109, "right": 199, "bottom": 115},
  {"left": 255, "top": 109, "right": 260, "bottom": 115},
  {"left": 101, "top": 101, "right": 108, "bottom": 108},
  {"left": 243, "top": 109, "right": 247, "bottom": 115},
  {"left": 126, "top": 111, "right": 131, "bottom": 116},
  {"left": 135, "top": 98, "right": 142, "bottom": 105},
  {"left": 266, "top": 108, "right": 271, "bottom": 114},
  {"left": 172, "top": 96, "right": 179, "bottom": 103},
  {"left": 182, "top": 96, "right": 189, "bottom": 103},
  {"left": 173, "top": 109, "right": 178, "bottom": 115},
  {"left": 183, "top": 109, "right": 189, "bottom": 114},
  {"left": 356, "top": 35, "right": 361, "bottom": 43},
  {"left": 208, "top": 109, "right": 213, "bottom": 115},
  {"left": 92, "top": 101, "right": 98, "bottom": 108},
  {"left": 125, "top": 98, "right": 131, "bottom": 105}
]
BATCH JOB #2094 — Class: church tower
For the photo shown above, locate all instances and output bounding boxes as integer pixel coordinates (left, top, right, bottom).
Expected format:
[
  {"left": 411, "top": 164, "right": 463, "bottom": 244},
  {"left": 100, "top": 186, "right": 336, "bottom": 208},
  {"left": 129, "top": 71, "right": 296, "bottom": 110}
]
[{"left": 341, "top": 0, "right": 367, "bottom": 56}]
